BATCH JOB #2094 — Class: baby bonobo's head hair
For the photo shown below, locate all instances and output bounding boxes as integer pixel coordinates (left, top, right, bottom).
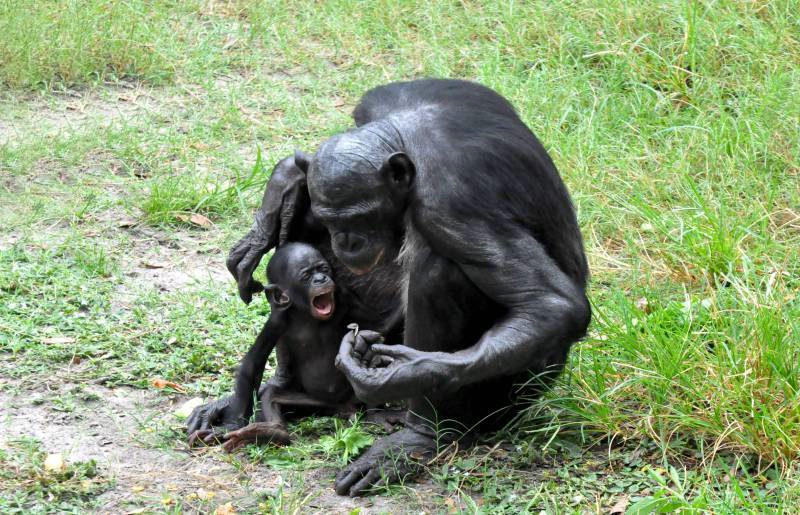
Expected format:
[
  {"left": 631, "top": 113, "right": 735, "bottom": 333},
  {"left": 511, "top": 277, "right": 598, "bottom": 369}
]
[{"left": 265, "top": 243, "right": 336, "bottom": 320}]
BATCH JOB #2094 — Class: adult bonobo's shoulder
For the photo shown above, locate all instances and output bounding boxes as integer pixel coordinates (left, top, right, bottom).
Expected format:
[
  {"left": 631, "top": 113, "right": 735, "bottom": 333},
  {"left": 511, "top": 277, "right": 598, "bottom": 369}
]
[
  {"left": 346, "top": 80, "right": 589, "bottom": 287},
  {"left": 353, "top": 79, "right": 518, "bottom": 127}
]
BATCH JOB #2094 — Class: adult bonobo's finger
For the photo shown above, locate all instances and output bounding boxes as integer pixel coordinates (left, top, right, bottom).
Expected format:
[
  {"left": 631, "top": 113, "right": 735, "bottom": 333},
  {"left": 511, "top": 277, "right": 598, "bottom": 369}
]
[
  {"left": 368, "top": 354, "right": 395, "bottom": 368},
  {"left": 369, "top": 343, "right": 413, "bottom": 359},
  {"left": 356, "top": 332, "right": 384, "bottom": 353},
  {"left": 335, "top": 464, "right": 368, "bottom": 496},
  {"left": 186, "top": 407, "right": 202, "bottom": 434},
  {"left": 188, "top": 429, "right": 212, "bottom": 447},
  {"left": 203, "top": 431, "right": 223, "bottom": 445},
  {"left": 336, "top": 342, "right": 364, "bottom": 376},
  {"left": 187, "top": 406, "right": 214, "bottom": 435},
  {"left": 354, "top": 331, "right": 385, "bottom": 364},
  {"left": 336, "top": 330, "right": 357, "bottom": 369},
  {"left": 357, "top": 330, "right": 385, "bottom": 345}
]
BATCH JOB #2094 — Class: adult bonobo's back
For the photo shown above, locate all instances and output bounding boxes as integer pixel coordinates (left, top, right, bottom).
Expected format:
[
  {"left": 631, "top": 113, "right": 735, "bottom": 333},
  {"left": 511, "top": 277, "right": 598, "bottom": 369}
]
[
  {"left": 292, "top": 78, "right": 591, "bottom": 496},
  {"left": 322, "top": 78, "right": 588, "bottom": 289},
  {"left": 353, "top": 79, "right": 519, "bottom": 127}
]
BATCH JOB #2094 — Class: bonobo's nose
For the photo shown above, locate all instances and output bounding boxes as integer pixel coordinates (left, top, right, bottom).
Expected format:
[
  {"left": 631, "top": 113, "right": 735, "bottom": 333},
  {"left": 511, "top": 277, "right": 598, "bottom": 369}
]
[
  {"left": 334, "top": 233, "right": 366, "bottom": 254},
  {"left": 312, "top": 272, "right": 328, "bottom": 285}
]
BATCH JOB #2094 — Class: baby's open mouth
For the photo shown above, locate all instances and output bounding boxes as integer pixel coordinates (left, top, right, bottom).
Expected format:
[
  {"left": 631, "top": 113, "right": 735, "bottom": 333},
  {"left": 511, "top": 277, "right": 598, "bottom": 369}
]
[{"left": 310, "top": 286, "right": 335, "bottom": 320}]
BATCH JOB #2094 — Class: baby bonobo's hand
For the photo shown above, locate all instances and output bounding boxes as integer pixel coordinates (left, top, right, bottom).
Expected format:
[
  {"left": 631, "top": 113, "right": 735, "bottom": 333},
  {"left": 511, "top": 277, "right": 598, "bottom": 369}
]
[{"left": 186, "top": 395, "right": 249, "bottom": 447}]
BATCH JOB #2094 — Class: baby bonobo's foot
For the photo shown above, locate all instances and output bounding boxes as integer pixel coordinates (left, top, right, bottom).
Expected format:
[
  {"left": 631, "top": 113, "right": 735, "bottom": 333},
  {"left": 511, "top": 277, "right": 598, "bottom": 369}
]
[
  {"left": 188, "top": 428, "right": 228, "bottom": 447},
  {"left": 222, "top": 422, "right": 291, "bottom": 453},
  {"left": 335, "top": 428, "right": 436, "bottom": 497}
]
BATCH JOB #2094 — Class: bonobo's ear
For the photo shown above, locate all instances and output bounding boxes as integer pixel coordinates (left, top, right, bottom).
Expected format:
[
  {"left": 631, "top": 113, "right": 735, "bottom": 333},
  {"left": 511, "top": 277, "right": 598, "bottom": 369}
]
[
  {"left": 380, "top": 152, "right": 415, "bottom": 196},
  {"left": 293, "top": 150, "right": 310, "bottom": 174},
  {"left": 264, "top": 284, "right": 291, "bottom": 308}
]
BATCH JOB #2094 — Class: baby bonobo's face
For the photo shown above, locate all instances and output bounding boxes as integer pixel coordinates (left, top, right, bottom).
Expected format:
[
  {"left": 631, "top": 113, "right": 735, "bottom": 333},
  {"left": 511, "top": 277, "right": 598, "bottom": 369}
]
[{"left": 267, "top": 243, "right": 335, "bottom": 321}]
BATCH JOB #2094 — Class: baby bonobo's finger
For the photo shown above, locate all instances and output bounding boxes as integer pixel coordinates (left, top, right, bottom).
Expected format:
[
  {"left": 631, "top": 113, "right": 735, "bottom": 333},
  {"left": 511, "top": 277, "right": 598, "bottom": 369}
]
[{"left": 222, "top": 438, "right": 241, "bottom": 453}]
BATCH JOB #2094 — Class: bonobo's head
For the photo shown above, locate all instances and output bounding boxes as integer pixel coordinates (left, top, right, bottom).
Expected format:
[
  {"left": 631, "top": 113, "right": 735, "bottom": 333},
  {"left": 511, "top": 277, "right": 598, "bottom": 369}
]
[
  {"left": 296, "top": 126, "right": 415, "bottom": 275},
  {"left": 265, "top": 243, "right": 336, "bottom": 320}
]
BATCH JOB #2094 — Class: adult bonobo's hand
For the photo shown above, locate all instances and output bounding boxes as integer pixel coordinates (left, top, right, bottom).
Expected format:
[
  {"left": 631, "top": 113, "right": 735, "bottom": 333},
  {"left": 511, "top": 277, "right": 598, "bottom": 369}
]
[
  {"left": 335, "top": 327, "right": 452, "bottom": 405},
  {"left": 227, "top": 151, "right": 310, "bottom": 303}
]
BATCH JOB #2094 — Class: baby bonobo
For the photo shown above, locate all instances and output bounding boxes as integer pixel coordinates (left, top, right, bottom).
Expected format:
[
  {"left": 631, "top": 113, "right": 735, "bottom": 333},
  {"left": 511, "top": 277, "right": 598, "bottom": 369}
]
[{"left": 189, "top": 243, "right": 359, "bottom": 451}]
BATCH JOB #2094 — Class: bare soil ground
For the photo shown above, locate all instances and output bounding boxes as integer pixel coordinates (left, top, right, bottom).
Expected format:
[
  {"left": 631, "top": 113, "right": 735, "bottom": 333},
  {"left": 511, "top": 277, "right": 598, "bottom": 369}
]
[
  {"left": 0, "top": 379, "right": 427, "bottom": 513},
  {"left": 1, "top": 101, "right": 434, "bottom": 510}
]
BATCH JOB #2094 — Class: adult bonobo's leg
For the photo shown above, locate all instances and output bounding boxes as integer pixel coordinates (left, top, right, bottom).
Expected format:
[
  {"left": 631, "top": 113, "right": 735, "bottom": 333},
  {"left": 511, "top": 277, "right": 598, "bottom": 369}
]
[{"left": 335, "top": 234, "right": 499, "bottom": 496}]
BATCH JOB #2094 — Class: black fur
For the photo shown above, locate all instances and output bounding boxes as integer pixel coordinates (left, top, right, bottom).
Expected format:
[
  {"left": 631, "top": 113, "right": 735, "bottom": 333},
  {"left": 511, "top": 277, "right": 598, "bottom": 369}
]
[
  {"left": 224, "top": 79, "right": 590, "bottom": 496},
  {"left": 187, "top": 243, "right": 361, "bottom": 449}
]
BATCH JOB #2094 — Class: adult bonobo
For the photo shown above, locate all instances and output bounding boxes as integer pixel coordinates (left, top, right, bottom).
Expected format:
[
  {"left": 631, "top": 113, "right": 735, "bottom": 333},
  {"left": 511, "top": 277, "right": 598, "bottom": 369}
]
[
  {"left": 228, "top": 78, "right": 590, "bottom": 496},
  {"left": 306, "top": 79, "right": 590, "bottom": 495}
]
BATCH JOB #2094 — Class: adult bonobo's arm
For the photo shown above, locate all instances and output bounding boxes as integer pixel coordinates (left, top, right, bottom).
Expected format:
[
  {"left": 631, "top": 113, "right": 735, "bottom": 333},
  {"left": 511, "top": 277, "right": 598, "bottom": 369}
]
[
  {"left": 339, "top": 223, "right": 591, "bottom": 406},
  {"left": 227, "top": 152, "right": 311, "bottom": 303}
]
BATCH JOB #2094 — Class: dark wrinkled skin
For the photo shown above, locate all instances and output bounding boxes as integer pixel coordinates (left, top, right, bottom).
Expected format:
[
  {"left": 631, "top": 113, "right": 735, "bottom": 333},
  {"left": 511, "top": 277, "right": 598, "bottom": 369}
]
[
  {"left": 227, "top": 79, "right": 591, "bottom": 496},
  {"left": 189, "top": 152, "right": 405, "bottom": 444},
  {"left": 188, "top": 243, "right": 380, "bottom": 448}
]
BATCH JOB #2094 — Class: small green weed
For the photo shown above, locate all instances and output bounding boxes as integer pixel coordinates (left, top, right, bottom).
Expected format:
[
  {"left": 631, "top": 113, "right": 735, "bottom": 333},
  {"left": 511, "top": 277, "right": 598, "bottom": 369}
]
[
  {"left": 318, "top": 417, "right": 374, "bottom": 465},
  {"left": 0, "top": 437, "right": 111, "bottom": 513}
]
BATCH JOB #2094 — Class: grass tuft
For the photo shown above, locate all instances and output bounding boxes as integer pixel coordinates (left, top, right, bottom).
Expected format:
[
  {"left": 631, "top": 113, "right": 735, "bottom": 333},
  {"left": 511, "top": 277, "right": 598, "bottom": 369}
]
[{"left": 140, "top": 147, "right": 268, "bottom": 226}]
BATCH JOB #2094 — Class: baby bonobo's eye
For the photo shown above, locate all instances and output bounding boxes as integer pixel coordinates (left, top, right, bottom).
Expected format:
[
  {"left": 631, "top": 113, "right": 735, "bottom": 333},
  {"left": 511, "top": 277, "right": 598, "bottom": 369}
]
[
  {"left": 317, "top": 263, "right": 330, "bottom": 274},
  {"left": 300, "top": 270, "right": 311, "bottom": 281}
]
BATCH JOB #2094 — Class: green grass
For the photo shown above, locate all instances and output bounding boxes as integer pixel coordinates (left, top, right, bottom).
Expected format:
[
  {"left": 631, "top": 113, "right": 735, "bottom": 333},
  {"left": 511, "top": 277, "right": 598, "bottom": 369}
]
[
  {"left": 0, "top": 437, "right": 112, "bottom": 513},
  {"left": 1, "top": 0, "right": 798, "bottom": 512}
]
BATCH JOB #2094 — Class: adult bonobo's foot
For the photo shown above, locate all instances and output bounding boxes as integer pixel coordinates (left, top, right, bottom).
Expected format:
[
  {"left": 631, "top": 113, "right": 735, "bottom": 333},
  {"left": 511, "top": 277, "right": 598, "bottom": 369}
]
[
  {"left": 334, "top": 428, "right": 436, "bottom": 497},
  {"left": 222, "top": 422, "right": 292, "bottom": 452},
  {"left": 186, "top": 395, "right": 248, "bottom": 447}
]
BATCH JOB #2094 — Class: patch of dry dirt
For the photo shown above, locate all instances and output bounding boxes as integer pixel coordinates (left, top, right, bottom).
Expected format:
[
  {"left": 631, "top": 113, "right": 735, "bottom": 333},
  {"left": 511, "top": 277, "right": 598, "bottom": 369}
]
[
  {"left": 0, "top": 84, "right": 175, "bottom": 147},
  {"left": 119, "top": 224, "right": 229, "bottom": 294},
  {"left": 0, "top": 379, "right": 431, "bottom": 513},
  {"left": 0, "top": 215, "right": 438, "bottom": 512}
]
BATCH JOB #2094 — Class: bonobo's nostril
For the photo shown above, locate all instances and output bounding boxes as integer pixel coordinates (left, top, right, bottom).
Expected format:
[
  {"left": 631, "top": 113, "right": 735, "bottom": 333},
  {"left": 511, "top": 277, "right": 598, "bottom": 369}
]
[
  {"left": 335, "top": 233, "right": 366, "bottom": 254},
  {"left": 348, "top": 235, "right": 365, "bottom": 253},
  {"left": 312, "top": 272, "right": 327, "bottom": 285}
]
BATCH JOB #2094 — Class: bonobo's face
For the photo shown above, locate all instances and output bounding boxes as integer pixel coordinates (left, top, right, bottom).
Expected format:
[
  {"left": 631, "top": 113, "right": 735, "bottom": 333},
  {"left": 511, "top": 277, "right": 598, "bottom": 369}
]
[
  {"left": 305, "top": 132, "right": 415, "bottom": 275},
  {"left": 266, "top": 243, "right": 336, "bottom": 320}
]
